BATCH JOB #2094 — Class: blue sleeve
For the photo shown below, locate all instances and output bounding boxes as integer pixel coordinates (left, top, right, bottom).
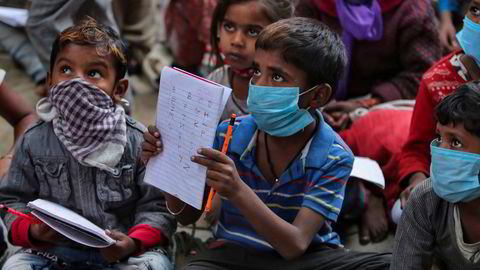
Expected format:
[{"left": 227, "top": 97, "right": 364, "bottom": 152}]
[
  {"left": 302, "top": 146, "right": 353, "bottom": 222},
  {"left": 438, "top": 0, "right": 458, "bottom": 12}
]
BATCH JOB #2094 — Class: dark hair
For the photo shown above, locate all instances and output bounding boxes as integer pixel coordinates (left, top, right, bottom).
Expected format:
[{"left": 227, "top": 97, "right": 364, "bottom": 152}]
[
  {"left": 462, "top": 0, "right": 474, "bottom": 14},
  {"left": 49, "top": 17, "right": 127, "bottom": 80},
  {"left": 436, "top": 80, "right": 480, "bottom": 137},
  {"left": 255, "top": 17, "right": 347, "bottom": 95},
  {"left": 210, "top": 0, "right": 294, "bottom": 68}
]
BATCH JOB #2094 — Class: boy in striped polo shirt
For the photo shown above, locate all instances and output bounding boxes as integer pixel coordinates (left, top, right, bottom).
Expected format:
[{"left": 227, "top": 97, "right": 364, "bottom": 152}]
[{"left": 143, "top": 17, "right": 391, "bottom": 269}]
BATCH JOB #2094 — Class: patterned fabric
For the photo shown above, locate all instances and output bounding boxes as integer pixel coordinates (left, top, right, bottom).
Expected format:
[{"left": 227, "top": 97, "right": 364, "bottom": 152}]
[
  {"left": 212, "top": 112, "right": 354, "bottom": 251},
  {"left": 397, "top": 50, "right": 470, "bottom": 186},
  {"left": 36, "top": 78, "right": 127, "bottom": 173},
  {"left": 392, "top": 179, "right": 480, "bottom": 269},
  {"left": 297, "top": 0, "right": 442, "bottom": 101}
]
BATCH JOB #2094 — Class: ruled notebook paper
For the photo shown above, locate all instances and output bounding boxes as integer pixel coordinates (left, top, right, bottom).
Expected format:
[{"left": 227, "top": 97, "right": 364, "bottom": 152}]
[{"left": 144, "top": 67, "right": 231, "bottom": 209}]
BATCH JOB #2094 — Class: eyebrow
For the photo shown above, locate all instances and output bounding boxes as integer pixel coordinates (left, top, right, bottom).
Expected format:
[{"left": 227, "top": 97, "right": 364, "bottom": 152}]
[
  {"left": 223, "top": 18, "right": 265, "bottom": 29},
  {"left": 87, "top": 60, "right": 110, "bottom": 70},
  {"left": 55, "top": 57, "right": 71, "bottom": 65}
]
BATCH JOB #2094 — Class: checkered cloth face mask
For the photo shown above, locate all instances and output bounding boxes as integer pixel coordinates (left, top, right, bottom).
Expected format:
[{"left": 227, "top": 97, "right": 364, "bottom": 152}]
[{"left": 37, "top": 78, "right": 127, "bottom": 173}]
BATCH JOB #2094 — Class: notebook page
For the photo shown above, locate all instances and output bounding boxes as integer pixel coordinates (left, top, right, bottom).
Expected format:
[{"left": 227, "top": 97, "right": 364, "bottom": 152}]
[
  {"left": 27, "top": 199, "right": 115, "bottom": 245},
  {"left": 144, "top": 67, "right": 225, "bottom": 209}
]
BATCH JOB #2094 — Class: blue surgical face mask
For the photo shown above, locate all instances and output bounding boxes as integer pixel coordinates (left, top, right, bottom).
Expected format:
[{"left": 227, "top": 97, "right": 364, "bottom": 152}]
[
  {"left": 247, "top": 80, "right": 317, "bottom": 137},
  {"left": 430, "top": 140, "right": 480, "bottom": 203},
  {"left": 457, "top": 17, "right": 480, "bottom": 66}
]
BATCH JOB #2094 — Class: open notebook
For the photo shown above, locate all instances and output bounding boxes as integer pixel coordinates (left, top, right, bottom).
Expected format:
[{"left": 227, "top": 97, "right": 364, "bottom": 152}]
[
  {"left": 144, "top": 67, "right": 232, "bottom": 210},
  {"left": 27, "top": 199, "right": 115, "bottom": 248}
]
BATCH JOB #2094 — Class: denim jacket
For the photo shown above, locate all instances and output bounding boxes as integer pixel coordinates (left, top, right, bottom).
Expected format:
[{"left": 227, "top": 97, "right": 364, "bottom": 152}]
[{"left": 0, "top": 117, "right": 176, "bottom": 249}]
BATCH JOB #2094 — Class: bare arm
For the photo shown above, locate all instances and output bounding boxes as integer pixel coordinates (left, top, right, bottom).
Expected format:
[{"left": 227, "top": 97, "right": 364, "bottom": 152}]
[{"left": 192, "top": 148, "right": 325, "bottom": 260}]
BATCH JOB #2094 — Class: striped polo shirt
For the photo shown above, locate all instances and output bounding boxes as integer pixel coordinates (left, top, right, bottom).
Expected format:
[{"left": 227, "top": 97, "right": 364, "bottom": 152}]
[{"left": 212, "top": 111, "right": 354, "bottom": 252}]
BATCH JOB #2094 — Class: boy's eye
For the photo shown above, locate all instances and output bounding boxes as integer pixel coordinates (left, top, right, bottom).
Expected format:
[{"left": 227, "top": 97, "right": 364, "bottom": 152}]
[
  {"left": 272, "top": 73, "right": 285, "bottom": 82},
  {"left": 61, "top": 66, "right": 72, "bottom": 74},
  {"left": 88, "top": 70, "right": 102, "bottom": 79},
  {"left": 451, "top": 139, "right": 463, "bottom": 148},
  {"left": 470, "top": 6, "right": 479, "bottom": 16},
  {"left": 435, "top": 133, "right": 442, "bottom": 143},
  {"left": 223, "top": 22, "right": 235, "bottom": 32},
  {"left": 252, "top": 68, "right": 261, "bottom": 77},
  {"left": 247, "top": 28, "right": 261, "bottom": 37}
]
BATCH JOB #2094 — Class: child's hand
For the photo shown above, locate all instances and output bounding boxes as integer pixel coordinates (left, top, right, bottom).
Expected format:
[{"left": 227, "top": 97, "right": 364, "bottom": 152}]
[
  {"left": 141, "top": 125, "right": 163, "bottom": 164},
  {"left": 29, "top": 223, "right": 62, "bottom": 244},
  {"left": 191, "top": 148, "right": 245, "bottom": 201},
  {"left": 100, "top": 230, "right": 139, "bottom": 263}
]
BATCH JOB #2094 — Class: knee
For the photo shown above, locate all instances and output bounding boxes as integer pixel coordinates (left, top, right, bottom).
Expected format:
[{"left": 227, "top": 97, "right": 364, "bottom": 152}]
[
  {"left": 2, "top": 252, "right": 50, "bottom": 270},
  {"left": 129, "top": 251, "right": 173, "bottom": 270}
]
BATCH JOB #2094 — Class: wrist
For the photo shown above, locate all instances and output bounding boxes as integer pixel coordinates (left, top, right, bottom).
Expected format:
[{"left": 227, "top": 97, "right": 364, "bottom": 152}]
[{"left": 229, "top": 181, "right": 249, "bottom": 206}]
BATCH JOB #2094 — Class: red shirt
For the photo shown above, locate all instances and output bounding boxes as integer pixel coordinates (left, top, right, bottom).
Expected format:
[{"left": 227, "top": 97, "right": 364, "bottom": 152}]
[{"left": 397, "top": 50, "right": 469, "bottom": 185}]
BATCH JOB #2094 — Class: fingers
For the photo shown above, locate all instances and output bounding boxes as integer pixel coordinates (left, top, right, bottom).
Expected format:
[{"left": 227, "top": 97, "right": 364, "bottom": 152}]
[
  {"left": 105, "top": 229, "right": 126, "bottom": 241},
  {"left": 191, "top": 155, "right": 229, "bottom": 173},
  {"left": 195, "top": 148, "right": 231, "bottom": 164},
  {"left": 141, "top": 125, "right": 163, "bottom": 163},
  {"left": 400, "top": 188, "right": 410, "bottom": 209}
]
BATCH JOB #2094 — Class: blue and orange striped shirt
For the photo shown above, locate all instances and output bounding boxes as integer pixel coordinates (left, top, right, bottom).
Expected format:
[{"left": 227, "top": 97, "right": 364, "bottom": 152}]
[{"left": 212, "top": 112, "right": 354, "bottom": 252}]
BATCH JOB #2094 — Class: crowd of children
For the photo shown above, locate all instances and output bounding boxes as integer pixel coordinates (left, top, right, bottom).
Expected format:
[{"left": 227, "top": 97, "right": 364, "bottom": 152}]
[{"left": 0, "top": 0, "right": 478, "bottom": 269}]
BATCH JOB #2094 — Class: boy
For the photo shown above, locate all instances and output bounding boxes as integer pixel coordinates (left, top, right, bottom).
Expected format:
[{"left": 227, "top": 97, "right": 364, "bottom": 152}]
[
  {"left": 142, "top": 17, "right": 390, "bottom": 269},
  {"left": 0, "top": 18, "right": 175, "bottom": 270},
  {"left": 392, "top": 80, "right": 480, "bottom": 269}
]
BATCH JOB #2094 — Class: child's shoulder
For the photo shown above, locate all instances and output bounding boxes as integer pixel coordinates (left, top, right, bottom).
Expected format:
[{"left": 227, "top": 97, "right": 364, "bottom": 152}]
[
  {"left": 207, "top": 65, "right": 231, "bottom": 87},
  {"left": 125, "top": 116, "right": 147, "bottom": 135},
  {"left": 409, "top": 178, "right": 445, "bottom": 211}
]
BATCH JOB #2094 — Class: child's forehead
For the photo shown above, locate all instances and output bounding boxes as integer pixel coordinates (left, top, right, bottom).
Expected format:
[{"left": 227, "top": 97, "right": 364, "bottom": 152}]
[{"left": 55, "top": 43, "right": 116, "bottom": 69}]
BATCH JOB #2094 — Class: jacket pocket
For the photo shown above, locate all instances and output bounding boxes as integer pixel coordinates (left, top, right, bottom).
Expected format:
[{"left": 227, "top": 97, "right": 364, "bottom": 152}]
[
  {"left": 96, "top": 162, "right": 136, "bottom": 209},
  {"left": 34, "top": 157, "right": 72, "bottom": 202}
]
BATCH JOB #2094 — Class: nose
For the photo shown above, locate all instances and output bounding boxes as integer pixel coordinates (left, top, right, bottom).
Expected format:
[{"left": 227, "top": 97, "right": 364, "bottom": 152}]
[
  {"left": 231, "top": 31, "right": 245, "bottom": 47},
  {"left": 439, "top": 140, "right": 451, "bottom": 150}
]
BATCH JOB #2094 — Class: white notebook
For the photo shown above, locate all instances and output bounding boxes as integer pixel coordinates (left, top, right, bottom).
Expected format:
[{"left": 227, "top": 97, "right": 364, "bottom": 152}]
[
  {"left": 351, "top": 156, "right": 385, "bottom": 189},
  {"left": 144, "top": 67, "right": 232, "bottom": 210},
  {"left": 27, "top": 199, "right": 115, "bottom": 248}
]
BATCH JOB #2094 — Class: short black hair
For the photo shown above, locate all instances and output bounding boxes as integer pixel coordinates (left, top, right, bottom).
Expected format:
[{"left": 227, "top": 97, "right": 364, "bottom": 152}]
[
  {"left": 436, "top": 80, "right": 480, "bottom": 137},
  {"left": 255, "top": 17, "right": 347, "bottom": 97},
  {"left": 49, "top": 17, "right": 127, "bottom": 80}
]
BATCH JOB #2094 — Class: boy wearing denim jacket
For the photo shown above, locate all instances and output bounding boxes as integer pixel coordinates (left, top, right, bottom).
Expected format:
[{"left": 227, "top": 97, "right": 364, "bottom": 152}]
[{"left": 0, "top": 18, "right": 175, "bottom": 270}]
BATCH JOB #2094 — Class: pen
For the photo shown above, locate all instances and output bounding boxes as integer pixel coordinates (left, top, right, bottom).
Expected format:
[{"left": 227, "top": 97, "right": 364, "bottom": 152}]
[
  {"left": 0, "top": 204, "right": 41, "bottom": 224},
  {"left": 205, "top": 114, "right": 236, "bottom": 213}
]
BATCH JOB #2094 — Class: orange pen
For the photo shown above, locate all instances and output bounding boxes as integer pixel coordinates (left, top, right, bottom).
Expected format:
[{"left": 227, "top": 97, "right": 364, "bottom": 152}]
[{"left": 205, "top": 114, "right": 236, "bottom": 212}]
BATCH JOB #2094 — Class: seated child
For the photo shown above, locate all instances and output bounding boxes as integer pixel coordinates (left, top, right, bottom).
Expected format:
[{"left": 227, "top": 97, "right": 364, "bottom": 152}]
[
  {"left": 207, "top": 0, "right": 294, "bottom": 122},
  {"left": 142, "top": 17, "right": 391, "bottom": 269},
  {"left": 0, "top": 18, "right": 175, "bottom": 270},
  {"left": 392, "top": 80, "right": 480, "bottom": 269}
]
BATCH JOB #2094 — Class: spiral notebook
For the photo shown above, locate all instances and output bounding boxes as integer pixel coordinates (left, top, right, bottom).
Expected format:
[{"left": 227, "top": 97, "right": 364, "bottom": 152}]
[{"left": 144, "top": 67, "right": 232, "bottom": 210}]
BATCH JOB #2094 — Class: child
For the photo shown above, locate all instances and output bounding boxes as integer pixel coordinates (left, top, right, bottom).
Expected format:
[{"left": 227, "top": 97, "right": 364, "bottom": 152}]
[
  {"left": 392, "top": 80, "right": 480, "bottom": 269},
  {"left": 0, "top": 18, "right": 175, "bottom": 270},
  {"left": 397, "top": 0, "right": 479, "bottom": 207},
  {"left": 143, "top": 17, "right": 391, "bottom": 269},
  {"left": 207, "top": 0, "right": 294, "bottom": 122}
]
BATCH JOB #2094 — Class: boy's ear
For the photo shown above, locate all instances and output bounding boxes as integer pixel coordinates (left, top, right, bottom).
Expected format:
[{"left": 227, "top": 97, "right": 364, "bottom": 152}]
[
  {"left": 310, "top": 84, "right": 332, "bottom": 108},
  {"left": 113, "top": 78, "right": 128, "bottom": 103}
]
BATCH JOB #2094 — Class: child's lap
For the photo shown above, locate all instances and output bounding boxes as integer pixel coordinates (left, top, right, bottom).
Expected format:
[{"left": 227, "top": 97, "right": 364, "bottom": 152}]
[{"left": 2, "top": 247, "right": 172, "bottom": 270}]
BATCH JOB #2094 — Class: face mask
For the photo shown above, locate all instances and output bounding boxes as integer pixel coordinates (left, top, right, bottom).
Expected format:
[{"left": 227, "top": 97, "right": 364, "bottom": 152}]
[
  {"left": 457, "top": 17, "right": 480, "bottom": 66},
  {"left": 247, "top": 80, "right": 316, "bottom": 137},
  {"left": 36, "top": 78, "right": 127, "bottom": 173},
  {"left": 430, "top": 140, "right": 480, "bottom": 203}
]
